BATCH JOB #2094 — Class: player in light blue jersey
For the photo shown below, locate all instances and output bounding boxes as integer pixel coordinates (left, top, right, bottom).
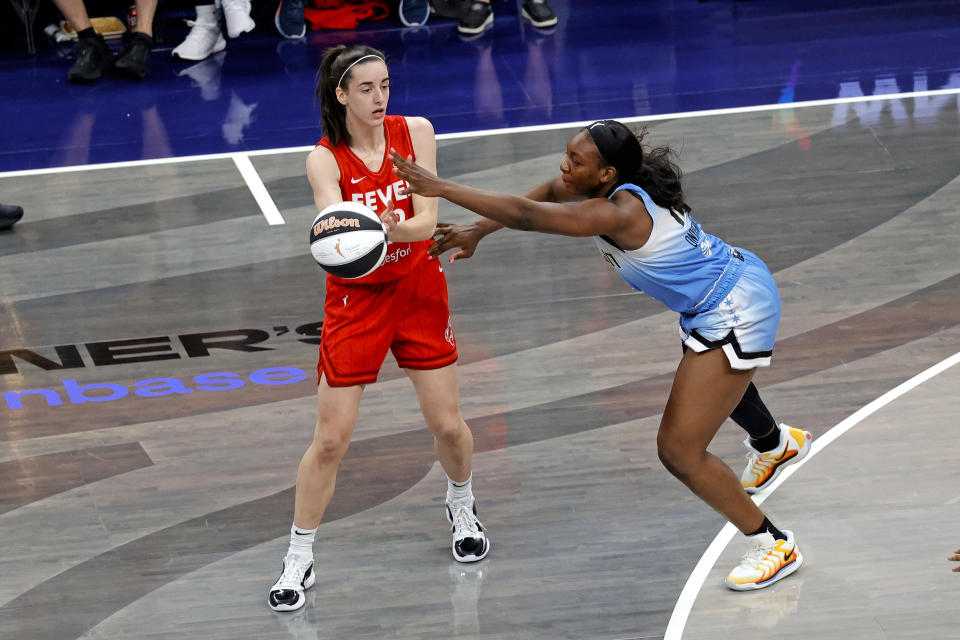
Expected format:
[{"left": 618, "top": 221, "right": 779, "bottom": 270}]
[{"left": 391, "top": 119, "right": 812, "bottom": 591}]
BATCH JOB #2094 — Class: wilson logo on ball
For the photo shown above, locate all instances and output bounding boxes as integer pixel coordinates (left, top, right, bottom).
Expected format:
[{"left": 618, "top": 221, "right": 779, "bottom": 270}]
[
  {"left": 309, "top": 201, "right": 387, "bottom": 279},
  {"left": 312, "top": 216, "right": 361, "bottom": 236}
]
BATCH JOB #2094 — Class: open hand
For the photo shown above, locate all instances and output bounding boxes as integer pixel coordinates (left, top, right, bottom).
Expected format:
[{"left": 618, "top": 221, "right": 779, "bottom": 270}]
[
  {"left": 380, "top": 198, "right": 399, "bottom": 240},
  {"left": 950, "top": 548, "right": 960, "bottom": 572},
  {"left": 390, "top": 149, "right": 445, "bottom": 198},
  {"left": 430, "top": 222, "right": 485, "bottom": 262}
]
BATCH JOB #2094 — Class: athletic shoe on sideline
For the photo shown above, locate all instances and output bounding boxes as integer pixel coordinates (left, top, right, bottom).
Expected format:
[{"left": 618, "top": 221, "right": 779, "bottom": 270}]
[
  {"left": 113, "top": 32, "right": 153, "bottom": 80},
  {"left": 725, "top": 530, "right": 802, "bottom": 591},
  {"left": 521, "top": 0, "right": 557, "bottom": 28},
  {"left": 171, "top": 19, "right": 226, "bottom": 61},
  {"left": 399, "top": 0, "right": 430, "bottom": 26},
  {"left": 458, "top": 2, "right": 493, "bottom": 35},
  {"left": 446, "top": 499, "right": 490, "bottom": 562},
  {"left": 276, "top": 0, "right": 307, "bottom": 39},
  {"left": 68, "top": 33, "right": 113, "bottom": 83},
  {"left": 268, "top": 554, "right": 316, "bottom": 612},
  {"left": 222, "top": 0, "right": 256, "bottom": 38},
  {"left": 740, "top": 424, "right": 812, "bottom": 494}
]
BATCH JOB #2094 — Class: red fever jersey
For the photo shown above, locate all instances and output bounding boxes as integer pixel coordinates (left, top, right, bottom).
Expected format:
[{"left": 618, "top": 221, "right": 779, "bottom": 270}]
[
  {"left": 315, "top": 115, "right": 457, "bottom": 386},
  {"left": 317, "top": 115, "right": 429, "bottom": 285}
]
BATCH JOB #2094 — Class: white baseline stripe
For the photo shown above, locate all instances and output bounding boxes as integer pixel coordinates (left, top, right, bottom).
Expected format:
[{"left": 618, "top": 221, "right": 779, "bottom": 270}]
[
  {"left": 232, "top": 153, "right": 285, "bottom": 226},
  {"left": 664, "top": 350, "right": 960, "bottom": 640},
  {"left": 1, "top": 87, "right": 958, "bottom": 179}
]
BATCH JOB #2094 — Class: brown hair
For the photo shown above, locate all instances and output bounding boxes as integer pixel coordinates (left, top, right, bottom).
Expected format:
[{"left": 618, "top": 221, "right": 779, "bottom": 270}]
[{"left": 314, "top": 45, "right": 387, "bottom": 147}]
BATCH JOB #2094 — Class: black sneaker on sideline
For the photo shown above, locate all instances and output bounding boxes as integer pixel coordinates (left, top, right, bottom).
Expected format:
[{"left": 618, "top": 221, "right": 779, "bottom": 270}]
[
  {"left": 521, "top": 0, "right": 557, "bottom": 28},
  {"left": 430, "top": 0, "right": 468, "bottom": 20},
  {"left": 114, "top": 32, "right": 153, "bottom": 80},
  {"left": 68, "top": 34, "right": 114, "bottom": 83},
  {"left": 458, "top": 1, "right": 493, "bottom": 35}
]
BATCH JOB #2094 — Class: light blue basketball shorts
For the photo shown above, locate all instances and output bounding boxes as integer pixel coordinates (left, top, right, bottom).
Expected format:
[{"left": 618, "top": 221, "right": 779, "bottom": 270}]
[{"left": 678, "top": 250, "right": 781, "bottom": 370}]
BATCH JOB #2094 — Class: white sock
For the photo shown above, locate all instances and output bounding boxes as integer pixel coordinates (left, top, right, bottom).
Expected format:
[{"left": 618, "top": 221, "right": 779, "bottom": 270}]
[
  {"left": 287, "top": 523, "right": 317, "bottom": 562},
  {"left": 446, "top": 473, "right": 474, "bottom": 506},
  {"left": 195, "top": 4, "right": 218, "bottom": 24}
]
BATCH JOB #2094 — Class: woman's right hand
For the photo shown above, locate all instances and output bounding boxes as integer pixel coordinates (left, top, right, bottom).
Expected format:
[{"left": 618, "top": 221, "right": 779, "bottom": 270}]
[{"left": 429, "top": 222, "right": 486, "bottom": 262}]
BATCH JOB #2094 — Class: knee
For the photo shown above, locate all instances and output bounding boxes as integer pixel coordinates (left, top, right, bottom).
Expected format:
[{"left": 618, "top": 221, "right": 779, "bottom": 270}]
[
  {"left": 307, "top": 424, "right": 351, "bottom": 467},
  {"left": 657, "top": 431, "right": 699, "bottom": 480},
  {"left": 430, "top": 415, "right": 466, "bottom": 445}
]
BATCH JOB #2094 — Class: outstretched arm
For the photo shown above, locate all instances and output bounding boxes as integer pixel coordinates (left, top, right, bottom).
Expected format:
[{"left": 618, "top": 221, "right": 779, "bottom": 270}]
[
  {"left": 429, "top": 176, "right": 568, "bottom": 261},
  {"left": 392, "top": 151, "right": 628, "bottom": 238}
]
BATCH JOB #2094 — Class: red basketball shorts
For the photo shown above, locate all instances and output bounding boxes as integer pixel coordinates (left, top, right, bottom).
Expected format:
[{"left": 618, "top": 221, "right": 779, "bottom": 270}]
[{"left": 318, "top": 257, "right": 458, "bottom": 387}]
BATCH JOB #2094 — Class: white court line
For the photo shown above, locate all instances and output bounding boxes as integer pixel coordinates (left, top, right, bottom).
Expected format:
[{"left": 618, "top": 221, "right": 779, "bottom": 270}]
[
  {"left": 1, "top": 87, "right": 959, "bottom": 180},
  {"left": 664, "top": 350, "right": 960, "bottom": 640},
  {"left": 231, "top": 153, "right": 285, "bottom": 226}
]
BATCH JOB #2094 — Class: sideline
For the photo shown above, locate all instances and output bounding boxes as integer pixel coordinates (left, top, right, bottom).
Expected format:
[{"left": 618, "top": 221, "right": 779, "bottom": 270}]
[
  {"left": 2, "top": 87, "right": 959, "bottom": 226},
  {"left": 1, "top": 87, "right": 958, "bottom": 180},
  {"left": 663, "top": 350, "right": 960, "bottom": 639}
]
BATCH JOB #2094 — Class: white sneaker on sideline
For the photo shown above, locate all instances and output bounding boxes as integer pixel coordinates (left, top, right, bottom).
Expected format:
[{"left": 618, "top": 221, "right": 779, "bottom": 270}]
[
  {"left": 172, "top": 19, "right": 226, "bottom": 62},
  {"left": 222, "top": 0, "right": 256, "bottom": 38}
]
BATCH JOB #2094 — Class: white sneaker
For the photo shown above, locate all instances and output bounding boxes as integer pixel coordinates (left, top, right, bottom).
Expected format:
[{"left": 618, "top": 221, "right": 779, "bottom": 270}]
[
  {"left": 171, "top": 19, "right": 226, "bottom": 62},
  {"left": 268, "top": 554, "right": 316, "bottom": 612},
  {"left": 445, "top": 499, "right": 490, "bottom": 562},
  {"left": 725, "top": 530, "right": 802, "bottom": 591},
  {"left": 740, "top": 424, "right": 812, "bottom": 494},
  {"left": 222, "top": 0, "right": 256, "bottom": 38}
]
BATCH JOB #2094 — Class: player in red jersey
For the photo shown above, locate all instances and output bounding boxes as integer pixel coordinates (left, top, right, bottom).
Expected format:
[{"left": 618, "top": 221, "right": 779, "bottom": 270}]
[{"left": 268, "top": 45, "right": 489, "bottom": 613}]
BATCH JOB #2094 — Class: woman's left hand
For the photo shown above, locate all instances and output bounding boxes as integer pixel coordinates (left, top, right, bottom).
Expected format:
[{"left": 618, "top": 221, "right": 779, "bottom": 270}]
[
  {"left": 390, "top": 149, "right": 445, "bottom": 198},
  {"left": 380, "top": 198, "right": 400, "bottom": 240}
]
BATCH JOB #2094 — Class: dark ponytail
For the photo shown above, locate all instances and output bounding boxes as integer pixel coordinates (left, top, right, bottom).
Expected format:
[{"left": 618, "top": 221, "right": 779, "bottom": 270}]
[
  {"left": 314, "top": 44, "right": 387, "bottom": 147},
  {"left": 585, "top": 120, "right": 690, "bottom": 214},
  {"left": 632, "top": 130, "right": 690, "bottom": 214}
]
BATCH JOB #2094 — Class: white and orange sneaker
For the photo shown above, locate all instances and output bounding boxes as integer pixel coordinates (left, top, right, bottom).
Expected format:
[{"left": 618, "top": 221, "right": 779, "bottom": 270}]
[
  {"left": 725, "top": 530, "right": 802, "bottom": 591},
  {"left": 740, "top": 424, "right": 812, "bottom": 494}
]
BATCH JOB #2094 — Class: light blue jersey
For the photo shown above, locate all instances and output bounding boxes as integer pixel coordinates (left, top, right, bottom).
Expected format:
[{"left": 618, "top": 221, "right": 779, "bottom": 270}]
[{"left": 594, "top": 182, "right": 781, "bottom": 369}]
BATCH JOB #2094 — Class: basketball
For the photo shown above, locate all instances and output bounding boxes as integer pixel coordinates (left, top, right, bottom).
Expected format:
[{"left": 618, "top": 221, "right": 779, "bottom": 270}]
[{"left": 309, "top": 201, "right": 387, "bottom": 279}]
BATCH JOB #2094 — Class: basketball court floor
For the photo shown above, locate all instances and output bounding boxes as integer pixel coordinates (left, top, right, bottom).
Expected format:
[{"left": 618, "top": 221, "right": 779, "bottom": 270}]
[{"left": 2, "top": 1, "right": 960, "bottom": 639}]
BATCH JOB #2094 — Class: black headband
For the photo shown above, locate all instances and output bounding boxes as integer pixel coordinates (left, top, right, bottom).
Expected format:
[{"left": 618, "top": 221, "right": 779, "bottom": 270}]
[{"left": 584, "top": 120, "right": 642, "bottom": 180}]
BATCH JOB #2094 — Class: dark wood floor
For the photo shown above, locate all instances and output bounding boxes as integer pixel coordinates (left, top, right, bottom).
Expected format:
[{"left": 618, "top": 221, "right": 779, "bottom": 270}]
[{"left": 1, "top": 96, "right": 959, "bottom": 639}]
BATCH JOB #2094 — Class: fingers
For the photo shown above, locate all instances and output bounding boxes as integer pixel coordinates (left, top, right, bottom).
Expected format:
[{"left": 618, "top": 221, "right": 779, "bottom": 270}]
[
  {"left": 379, "top": 200, "right": 399, "bottom": 237},
  {"left": 429, "top": 238, "right": 456, "bottom": 258}
]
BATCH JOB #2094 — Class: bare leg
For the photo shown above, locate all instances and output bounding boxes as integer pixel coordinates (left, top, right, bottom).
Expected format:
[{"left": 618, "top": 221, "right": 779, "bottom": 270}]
[
  {"left": 656, "top": 348, "right": 766, "bottom": 534},
  {"left": 292, "top": 377, "right": 364, "bottom": 529},
  {"left": 406, "top": 363, "right": 473, "bottom": 483},
  {"left": 132, "top": 0, "right": 159, "bottom": 36},
  {"left": 51, "top": 0, "right": 92, "bottom": 32}
]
